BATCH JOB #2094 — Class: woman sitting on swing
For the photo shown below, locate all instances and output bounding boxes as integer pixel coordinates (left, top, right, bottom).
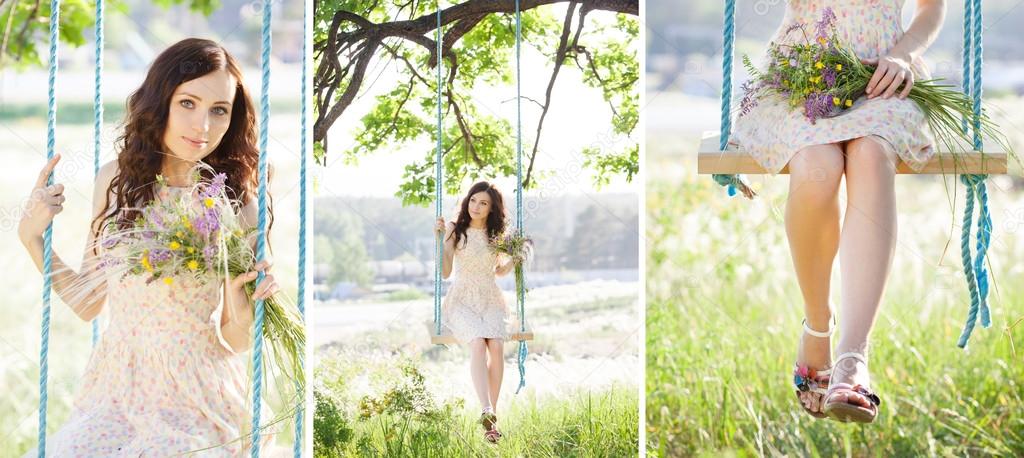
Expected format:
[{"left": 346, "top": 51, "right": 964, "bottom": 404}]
[
  {"left": 18, "top": 38, "right": 278, "bottom": 455},
  {"left": 433, "top": 181, "right": 517, "bottom": 444}
]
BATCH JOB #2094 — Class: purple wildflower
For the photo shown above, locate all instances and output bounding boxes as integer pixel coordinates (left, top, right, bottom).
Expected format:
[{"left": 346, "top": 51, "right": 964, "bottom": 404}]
[
  {"left": 203, "top": 244, "right": 219, "bottom": 264},
  {"left": 822, "top": 68, "right": 837, "bottom": 87},
  {"left": 101, "top": 235, "right": 120, "bottom": 249},
  {"left": 739, "top": 80, "right": 761, "bottom": 117},
  {"left": 815, "top": 7, "right": 837, "bottom": 42},
  {"left": 143, "top": 206, "right": 165, "bottom": 230},
  {"left": 802, "top": 92, "right": 835, "bottom": 124},
  {"left": 201, "top": 173, "right": 228, "bottom": 198},
  {"left": 149, "top": 249, "right": 172, "bottom": 264},
  {"left": 193, "top": 208, "right": 221, "bottom": 237}
]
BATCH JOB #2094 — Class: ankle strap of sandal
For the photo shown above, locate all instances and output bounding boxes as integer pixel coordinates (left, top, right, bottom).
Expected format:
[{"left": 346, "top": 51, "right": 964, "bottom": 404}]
[
  {"left": 834, "top": 351, "right": 867, "bottom": 367},
  {"left": 802, "top": 316, "right": 836, "bottom": 338}
]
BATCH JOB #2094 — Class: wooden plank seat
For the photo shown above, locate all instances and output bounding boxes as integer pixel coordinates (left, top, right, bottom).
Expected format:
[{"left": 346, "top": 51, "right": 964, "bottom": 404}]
[
  {"left": 696, "top": 132, "right": 1016, "bottom": 175},
  {"left": 426, "top": 321, "right": 534, "bottom": 345}
]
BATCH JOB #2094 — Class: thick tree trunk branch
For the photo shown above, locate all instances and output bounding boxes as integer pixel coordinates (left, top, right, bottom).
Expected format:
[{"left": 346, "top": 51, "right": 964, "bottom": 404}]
[
  {"left": 316, "top": 0, "right": 637, "bottom": 144},
  {"left": 524, "top": 1, "right": 580, "bottom": 189}
]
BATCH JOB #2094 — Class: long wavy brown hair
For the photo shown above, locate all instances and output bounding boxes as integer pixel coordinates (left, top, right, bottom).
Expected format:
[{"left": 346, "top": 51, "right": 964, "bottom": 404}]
[
  {"left": 93, "top": 38, "right": 270, "bottom": 247},
  {"left": 449, "top": 181, "right": 506, "bottom": 249}
]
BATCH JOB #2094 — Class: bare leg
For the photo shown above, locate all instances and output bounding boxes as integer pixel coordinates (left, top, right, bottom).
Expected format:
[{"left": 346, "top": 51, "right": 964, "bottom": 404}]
[
  {"left": 786, "top": 144, "right": 844, "bottom": 413},
  {"left": 485, "top": 339, "right": 505, "bottom": 413},
  {"left": 468, "top": 338, "right": 492, "bottom": 411},
  {"left": 832, "top": 136, "right": 898, "bottom": 408}
]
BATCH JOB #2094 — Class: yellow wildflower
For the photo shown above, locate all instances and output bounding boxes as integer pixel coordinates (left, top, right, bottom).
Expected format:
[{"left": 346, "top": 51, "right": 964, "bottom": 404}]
[
  {"left": 204, "top": 197, "right": 215, "bottom": 208},
  {"left": 169, "top": 241, "right": 181, "bottom": 250},
  {"left": 832, "top": 97, "right": 841, "bottom": 106},
  {"left": 818, "top": 37, "right": 827, "bottom": 45},
  {"left": 835, "top": 64, "right": 843, "bottom": 71},
  {"left": 176, "top": 231, "right": 184, "bottom": 238},
  {"left": 181, "top": 216, "right": 191, "bottom": 229},
  {"left": 845, "top": 99, "right": 853, "bottom": 107},
  {"left": 814, "top": 61, "right": 824, "bottom": 69},
  {"left": 141, "top": 251, "right": 152, "bottom": 271},
  {"left": 163, "top": 277, "right": 174, "bottom": 285},
  {"left": 187, "top": 260, "right": 199, "bottom": 270},
  {"left": 188, "top": 247, "right": 195, "bottom": 254}
]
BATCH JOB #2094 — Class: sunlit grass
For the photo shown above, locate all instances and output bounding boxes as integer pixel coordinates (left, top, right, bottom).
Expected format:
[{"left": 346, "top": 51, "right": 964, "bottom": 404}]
[{"left": 645, "top": 95, "right": 1024, "bottom": 456}]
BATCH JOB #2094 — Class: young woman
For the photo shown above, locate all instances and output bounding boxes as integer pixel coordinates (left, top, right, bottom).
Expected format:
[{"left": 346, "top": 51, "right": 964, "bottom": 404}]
[
  {"left": 18, "top": 38, "right": 280, "bottom": 455},
  {"left": 434, "top": 181, "right": 517, "bottom": 443},
  {"left": 732, "top": 0, "right": 947, "bottom": 423}
]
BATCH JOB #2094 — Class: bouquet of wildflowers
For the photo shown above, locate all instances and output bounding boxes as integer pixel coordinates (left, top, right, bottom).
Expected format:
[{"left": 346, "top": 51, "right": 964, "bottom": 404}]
[
  {"left": 739, "top": 8, "right": 1011, "bottom": 156},
  {"left": 99, "top": 166, "right": 305, "bottom": 395},
  {"left": 491, "top": 231, "right": 534, "bottom": 302}
]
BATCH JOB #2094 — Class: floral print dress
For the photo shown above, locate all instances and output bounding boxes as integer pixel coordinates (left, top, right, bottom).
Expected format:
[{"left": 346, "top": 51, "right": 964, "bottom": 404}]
[
  {"left": 732, "top": 0, "right": 935, "bottom": 173},
  {"left": 442, "top": 227, "right": 510, "bottom": 344},
  {"left": 26, "top": 184, "right": 271, "bottom": 457}
]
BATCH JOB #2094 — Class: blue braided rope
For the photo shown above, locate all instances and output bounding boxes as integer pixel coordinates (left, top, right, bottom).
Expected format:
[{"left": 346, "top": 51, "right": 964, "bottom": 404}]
[
  {"left": 434, "top": 3, "right": 443, "bottom": 338},
  {"left": 961, "top": 0, "right": 972, "bottom": 134},
  {"left": 293, "top": 0, "right": 309, "bottom": 455},
  {"left": 958, "top": 177, "right": 981, "bottom": 348},
  {"left": 91, "top": 0, "right": 103, "bottom": 347},
  {"left": 514, "top": 0, "right": 528, "bottom": 395},
  {"left": 974, "top": 179, "right": 992, "bottom": 327},
  {"left": 957, "top": 0, "right": 993, "bottom": 348},
  {"left": 713, "top": 0, "right": 743, "bottom": 197},
  {"left": 38, "top": 0, "right": 59, "bottom": 455},
  {"left": 249, "top": 0, "right": 271, "bottom": 455},
  {"left": 970, "top": 0, "right": 983, "bottom": 150}
]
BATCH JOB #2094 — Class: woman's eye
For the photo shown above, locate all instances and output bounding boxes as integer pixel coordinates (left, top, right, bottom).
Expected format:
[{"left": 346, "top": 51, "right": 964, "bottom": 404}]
[
  {"left": 212, "top": 106, "right": 229, "bottom": 116},
  {"left": 179, "top": 99, "right": 194, "bottom": 109}
]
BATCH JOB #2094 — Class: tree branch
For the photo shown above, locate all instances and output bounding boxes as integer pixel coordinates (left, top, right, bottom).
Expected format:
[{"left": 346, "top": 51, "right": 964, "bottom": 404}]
[
  {"left": 316, "top": 0, "right": 637, "bottom": 143},
  {"left": 524, "top": 0, "right": 580, "bottom": 189}
]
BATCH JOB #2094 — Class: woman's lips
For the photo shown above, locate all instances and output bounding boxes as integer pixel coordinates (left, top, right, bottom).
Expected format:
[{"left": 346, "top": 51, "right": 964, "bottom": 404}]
[{"left": 183, "top": 136, "right": 208, "bottom": 148}]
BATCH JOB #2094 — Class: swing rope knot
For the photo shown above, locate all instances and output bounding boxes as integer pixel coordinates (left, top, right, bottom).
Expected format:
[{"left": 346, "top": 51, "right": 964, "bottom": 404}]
[{"left": 957, "top": 173, "right": 993, "bottom": 348}]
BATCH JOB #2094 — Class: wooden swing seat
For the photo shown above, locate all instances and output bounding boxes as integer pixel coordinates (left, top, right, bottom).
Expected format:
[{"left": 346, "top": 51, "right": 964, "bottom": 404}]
[
  {"left": 696, "top": 132, "right": 1015, "bottom": 175},
  {"left": 426, "top": 321, "right": 534, "bottom": 345}
]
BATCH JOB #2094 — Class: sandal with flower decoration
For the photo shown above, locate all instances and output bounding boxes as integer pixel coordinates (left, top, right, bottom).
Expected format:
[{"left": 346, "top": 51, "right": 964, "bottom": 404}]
[
  {"left": 484, "top": 426, "right": 502, "bottom": 444},
  {"left": 822, "top": 352, "right": 881, "bottom": 423},
  {"left": 793, "top": 317, "right": 836, "bottom": 418},
  {"left": 479, "top": 410, "right": 497, "bottom": 432}
]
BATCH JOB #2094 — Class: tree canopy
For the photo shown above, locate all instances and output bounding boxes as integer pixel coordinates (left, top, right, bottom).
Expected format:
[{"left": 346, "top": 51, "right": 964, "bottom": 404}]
[
  {"left": 315, "top": 0, "right": 639, "bottom": 206},
  {"left": 0, "top": 0, "right": 218, "bottom": 70}
]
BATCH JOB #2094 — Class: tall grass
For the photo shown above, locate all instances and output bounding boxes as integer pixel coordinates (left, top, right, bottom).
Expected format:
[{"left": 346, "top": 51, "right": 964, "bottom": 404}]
[
  {"left": 645, "top": 132, "right": 1024, "bottom": 456},
  {"left": 315, "top": 353, "right": 638, "bottom": 457}
]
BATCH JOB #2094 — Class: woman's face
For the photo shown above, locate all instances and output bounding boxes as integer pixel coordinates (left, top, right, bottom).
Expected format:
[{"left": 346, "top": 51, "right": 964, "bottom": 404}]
[
  {"left": 467, "top": 191, "right": 492, "bottom": 222},
  {"left": 161, "top": 69, "right": 237, "bottom": 162}
]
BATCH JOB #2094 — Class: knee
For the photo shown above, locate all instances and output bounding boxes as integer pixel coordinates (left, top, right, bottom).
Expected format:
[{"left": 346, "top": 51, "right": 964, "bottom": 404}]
[
  {"left": 790, "top": 145, "right": 844, "bottom": 186},
  {"left": 469, "top": 339, "right": 487, "bottom": 356},
  {"left": 845, "top": 137, "right": 897, "bottom": 180},
  {"left": 788, "top": 145, "right": 844, "bottom": 204}
]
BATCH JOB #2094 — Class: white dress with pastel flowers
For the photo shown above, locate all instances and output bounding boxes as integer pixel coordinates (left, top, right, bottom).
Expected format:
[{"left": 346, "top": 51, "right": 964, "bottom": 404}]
[
  {"left": 732, "top": 0, "right": 935, "bottom": 172},
  {"left": 442, "top": 227, "right": 510, "bottom": 344},
  {"left": 26, "top": 185, "right": 271, "bottom": 457}
]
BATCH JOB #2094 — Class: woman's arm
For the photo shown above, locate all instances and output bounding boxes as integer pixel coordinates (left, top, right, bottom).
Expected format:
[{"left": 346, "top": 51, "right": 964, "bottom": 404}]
[
  {"left": 18, "top": 156, "right": 113, "bottom": 321},
  {"left": 219, "top": 167, "right": 279, "bottom": 353},
  {"left": 495, "top": 255, "right": 515, "bottom": 277},
  {"left": 435, "top": 218, "right": 456, "bottom": 279},
  {"left": 866, "top": 0, "right": 946, "bottom": 99}
]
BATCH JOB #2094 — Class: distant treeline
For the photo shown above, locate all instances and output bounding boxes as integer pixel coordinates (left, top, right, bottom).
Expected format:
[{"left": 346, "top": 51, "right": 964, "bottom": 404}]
[{"left": 315, "top": 194, "right": 640, "bottom": 286}]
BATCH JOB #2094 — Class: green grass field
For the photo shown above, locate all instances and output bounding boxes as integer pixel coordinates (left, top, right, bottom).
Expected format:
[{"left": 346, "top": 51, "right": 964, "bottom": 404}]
[
  {"left": 314, "top": 352, "right": 638, "bottom": 457},
  {"left": 645, "top": 98, "right": 1024, "bottom": 456}
]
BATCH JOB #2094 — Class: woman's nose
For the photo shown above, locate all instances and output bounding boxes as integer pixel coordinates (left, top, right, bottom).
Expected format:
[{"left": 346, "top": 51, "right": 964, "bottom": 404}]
[{"left": 192, "top": 111, "right": 210, "bottom": 133}]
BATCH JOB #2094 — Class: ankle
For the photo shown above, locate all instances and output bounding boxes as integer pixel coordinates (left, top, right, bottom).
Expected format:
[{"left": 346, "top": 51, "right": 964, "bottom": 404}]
[{"left": 804, "top": 312, "right": 834, "bottom": 334}]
